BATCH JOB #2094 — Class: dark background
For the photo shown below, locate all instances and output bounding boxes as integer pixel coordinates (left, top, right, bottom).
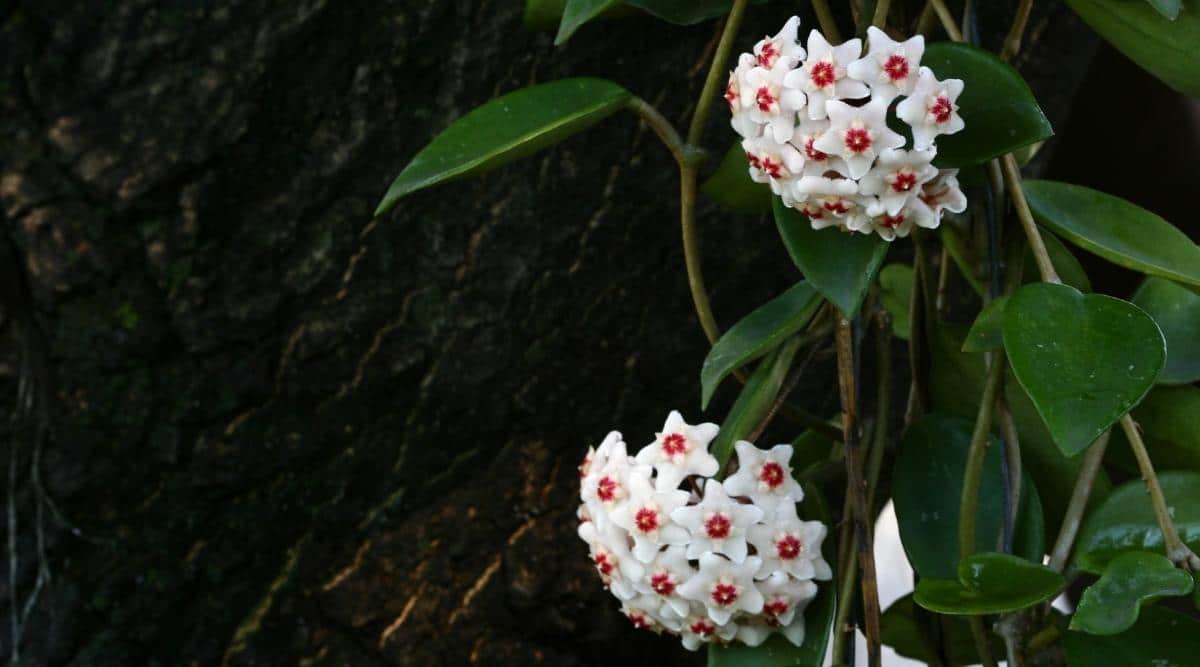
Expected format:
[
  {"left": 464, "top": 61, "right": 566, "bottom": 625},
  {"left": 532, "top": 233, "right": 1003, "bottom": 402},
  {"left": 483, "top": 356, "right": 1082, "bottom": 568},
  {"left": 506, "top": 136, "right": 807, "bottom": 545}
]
[{"left": 0, "top": 2, "right": 1196, "bottom": 665}]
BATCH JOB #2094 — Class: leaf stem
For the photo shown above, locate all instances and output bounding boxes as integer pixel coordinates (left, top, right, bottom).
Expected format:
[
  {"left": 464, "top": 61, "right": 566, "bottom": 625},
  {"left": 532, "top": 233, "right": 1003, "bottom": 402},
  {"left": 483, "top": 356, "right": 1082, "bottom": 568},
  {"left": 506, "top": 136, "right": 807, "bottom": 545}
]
[
  {"left": 625, "top": 97, "right": 688, "bottom": 166},
  {"left": 835, "top": 318, "right": 882, "bottom": 667},
  {"left": 1121, "top": 415, "right": 1200, "bottom": 570},
  {"left": 686, "top": 0, "right": 750, "bottom": 147},
  {"left": 1047, "top": 431, "right": 1109, "bottom": 573},
  {"left": 927, "top": 0, "right": 964, "bottom": 41},
  {"left": 679, "top": 166, "right": 721, "bottom": 344},
  {"left": 997, "top": 401, "right": 1023, "bottom": 552},
  {"left": 1000, "top": 0, "right": 1035, "bottom": 62},
  {"left": 958, "top": 353, "right": 1005, "bottom": 561},
  {"left": 812, "top": 0, "right": 843, "bottom": 43},
  {"left": 1000, "top": 154, "right": 1060, "bottom": 285}
]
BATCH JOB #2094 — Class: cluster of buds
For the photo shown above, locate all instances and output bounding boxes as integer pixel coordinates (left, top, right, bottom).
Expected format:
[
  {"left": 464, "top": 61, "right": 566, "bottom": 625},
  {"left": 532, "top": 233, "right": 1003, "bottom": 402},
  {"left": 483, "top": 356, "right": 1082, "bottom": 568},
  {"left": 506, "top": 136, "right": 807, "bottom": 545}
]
[
  {"left": 577, "top": 411, "right": 832, "bottom": 650},
  {"left": 727, "top": 18, "right": 968, "bottom": 240}
]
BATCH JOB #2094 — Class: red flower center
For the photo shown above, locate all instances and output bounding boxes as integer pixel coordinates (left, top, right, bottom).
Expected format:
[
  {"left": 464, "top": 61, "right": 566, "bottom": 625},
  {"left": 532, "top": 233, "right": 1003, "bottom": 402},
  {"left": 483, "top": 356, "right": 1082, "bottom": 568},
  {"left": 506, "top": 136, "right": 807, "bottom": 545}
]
[
  {"left": 764, "top": 599, "right": 790, "bottom": 617},
  {"left": 705, "top": 513, "right": 732, "bottom": 539},
  {"left": 757, "top": 41, "right": 780, "bottom": 68},
  {"left": 881, "top": 213, "right": 906, "bottom": 228},
  {"left": 776, "top": 534, "right": 802, "bottom": 560},
  {"left": 597, "top": 476, "right": 619, "bottom": 502},
  {"left": 662, "top": 433, "right": 688, "bottom": 457},
  {"left": 931, "top": 95, "right": 953, "bottom": 123},
  {"left": 761, "top": 156, "right": 784, "bottom": 179},
  {"left": 594, "top": 551, "right": 614, "bottom": 575},
  {"left": 810, "top": 61, "right": 835, "bottom": 88},
  {"left": 755, "top": 86, "right": 777, "bottom": 113},
  {"left": 724, "top": 80, "right": 738, "bottom": 109},
  {"left": 844, "top": 127, "right": 872, "bottom": 154},
  {"left": 891, "top": 170, "right": 917, "bottom": 192},
  {"left": 745, "top": 152, "right": 762, "bottom": 170},
  {"left": 627, "top": 611, "right": 652, "bottom": 629},
  {"left": 759, "top": 461, "right": 785, "bottom": 489},
  {"left": 691, "top": 620, "right": 716, "bottom": 636},
  {"left": 634, "top": 507, "right": 660, "bottom": 533},
  {"left": 883, "top": 54, "right": 910, "bottom": 81},
  {"left": 711, "top": 582, "right": 739, "bottom": 606},
  {"left": 650, "top": 572, "right": 675, "bottom": 596},
  {"left": 823, "top": 198, "right": 851, "bottom": 214},
  {"left": 579, "top": 455, "right": 591, "bottom": 479},
  {"left": 804, "top": 136, "right": 828, "bottom": 161},
  {"left": 801, "top": 202, "right": 825, "bottom": 219}
]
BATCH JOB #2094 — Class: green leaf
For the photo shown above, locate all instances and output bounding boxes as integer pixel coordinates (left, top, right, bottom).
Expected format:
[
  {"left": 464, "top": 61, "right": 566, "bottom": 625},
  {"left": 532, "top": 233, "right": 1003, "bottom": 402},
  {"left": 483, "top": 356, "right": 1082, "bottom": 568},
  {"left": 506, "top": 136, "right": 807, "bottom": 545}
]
[
  {"left": 882, "top": 594, "right": 1000, "bottom": 665},
  {"left": 701, "top": 282, "right": 821, "bottom": 409},
  {"left": 1067, "top": 0, "right": 1200, "bottom": 96},
  {"left": 524, "top": 0, "right": 568, "bottom": 31},
  {"left": 915, "top": 552, "right": 1063, "bottom": 615},
  {"left": 626, "top": 0, "right": 746, "bottom": 24},
  {"left": 894, "top": 414, "right": 1045, "bottom": 580},
  {"left": 1064, "top": 605, "right": 1200, "bottom": 667},
  {"left": 1075, "top": 471, "right": 1200, "bottom": 573},
  {"left": 1023, "top": 180, "right": 1200, "bottom": 288},
  {"left": 773, "top": 197, "right": 888, "bottom": 318},
  {"left": 1146, "top": 0, "right": 1184, "bottom": 20},
  {"left": 376, "top": 78, "right": 631, "bottom": 214},
  {"left": 1024, "top": 229, "right": 1092, "bottom": 293},
  {"left": 555, "top": 0, "right": 622, "bottom": 44},
  {"left": 1003, "top": 283, "right": 1165, "bottom": 457},
  {"left": 962, "top": 296, "right": 1008, "bottom": 353},
  {"left": 710, "top": 337, "right": 801, "bottom": 467},
  {"left": 877, "top": 264, "right": 913, "bottom": 340},
  {"left": 789, "top": 429, "right": 837, "bottom": 476},
  {"left": 928, "top": 322, "right": 1113, "bottom": 530},
  {"left": 921, "top": 42, "right": 1053, "bottom": 168},
  {"left": 1131, "top": 277, "right": 1200, "bottom": 385},
  {"left": 1071, "top": 551, "right": 1194, "bottom": 635},
  {"left": 1109, "top": 386, "right": 1200, "bottom": 475},
  {"left": 701, "top": 144, "right": 771, "bottom": 214},
  {"left": 709, "top": 476, "right": 836, "bottom": 667}
]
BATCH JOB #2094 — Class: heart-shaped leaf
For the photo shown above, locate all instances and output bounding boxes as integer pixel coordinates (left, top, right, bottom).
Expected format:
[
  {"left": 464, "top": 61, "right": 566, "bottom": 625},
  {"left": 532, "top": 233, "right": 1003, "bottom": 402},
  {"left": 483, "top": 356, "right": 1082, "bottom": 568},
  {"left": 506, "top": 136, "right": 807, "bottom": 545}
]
[
  {"left": 701, "top": 282, "right": 821, "bottom": 409},
  {"left": 773, "top": 197, "right": 888, "bottom": 318},
  {"left": 878, "top": 264, "right": 913, "bottom": 340},
  {"left": 915, "top": 552, "right": 1063, "bottom": 615},
  {"left": 882, "top": 594, "right": 1002, "bottom": 664},
  {"left": 1071, "top": 551, "right": 1194, "bottom": 636},
  {"left": 376, "top": 78, "right": 630, "bottom": 214},
  {"left": 1074, "top": 472, "right": 1200, "bottom": 573},
  {"left": 962, "top": 297, "right": 1008, "bottom": 353},
  {"left": 921, "top": 42, "right": 1053, "bottom": 168},
  {"left": 1023, "top": 181, "right": 1200, "bottom": 288},
  {"left": 555, "top": 0, "right": 623, "bottom": 44},
  {"left": 1003, "top": 283, "right": 1166, "bottom": 457},
  {"left": 1067, "top": 0, "right": 1200, "bottom": 96},
  {"left": 1064, "top": 605, "right": 1200, "bottom": 667},
  {"left": 894, "top": 414, "right": 1045, "bottom": 580},
  {"left": 710, "top": 338, "right": 801, "bottom": 467},
  {"left": 1109, "top": 386, "right": 1200, "bottom": 475},
  {"left": 1023, "top": 229, "right": 1092, "bottom": 293},
  {"left": 1131, "top": 277, "right": 1200, "bottom": 385},
  {"left": 709, "top": 475, "right": 836, "bottom": 667},
  {"left": 701, "top": 144, "right": 771, "bottom": 214}
]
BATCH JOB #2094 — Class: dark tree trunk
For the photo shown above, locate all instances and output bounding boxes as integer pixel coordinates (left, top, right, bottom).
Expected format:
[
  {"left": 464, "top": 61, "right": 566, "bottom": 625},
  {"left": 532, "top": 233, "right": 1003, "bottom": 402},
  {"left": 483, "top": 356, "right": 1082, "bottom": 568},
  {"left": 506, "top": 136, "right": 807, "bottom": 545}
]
[{"left": 0, "top": 2, "right": 1093, "bottom": 665}]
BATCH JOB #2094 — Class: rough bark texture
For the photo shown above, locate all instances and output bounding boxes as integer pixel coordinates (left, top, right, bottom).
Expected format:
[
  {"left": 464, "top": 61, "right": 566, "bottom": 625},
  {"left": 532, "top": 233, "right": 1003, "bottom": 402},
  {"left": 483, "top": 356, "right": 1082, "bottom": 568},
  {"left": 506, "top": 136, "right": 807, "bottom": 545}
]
[{"left": 0, "top": 2, "right": 1094, "bottom": 666}]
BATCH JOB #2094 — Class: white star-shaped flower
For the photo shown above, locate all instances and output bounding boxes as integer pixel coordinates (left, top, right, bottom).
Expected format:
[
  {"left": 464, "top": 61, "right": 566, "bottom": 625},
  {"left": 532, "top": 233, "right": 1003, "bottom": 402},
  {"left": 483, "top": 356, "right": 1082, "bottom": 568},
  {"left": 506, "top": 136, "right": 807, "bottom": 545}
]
[
  {"left": 634, "top": 411, "right": 720, "bottom": 491},
  {"left": 675, "top": 602, "right": 739, "bottom": 650},
  {"left": 757, "top": 570, "right": 818, "bottom": 627},
  {"left": 610, "top": 465, "right": 691, "bottom": 562},
  {"left": 726, "top": 53, "right": 763, "bottom": 139},
  {"left": 750, "top": 15, "right": 807, "bottom": 72},
  {"left": 723, "top": 441, "right": 805, "bottom": 517},
  {"left": 865, "top": 195, "right": 938, "bottom": 241},
  {"left": 794, "top": 174, "right": 860, "bottom": 230},
  {"left": 621, "top": 593, "right": 678, "bottom": 633},
  {"left": 581, "top": 436, "right": 635, "bottom": 517},
  {"left": 587, "top": 520, "right": 644, "bottom": 600},
  {"left": 784, "top": 31, "right": 868, "bottom": 120},
  {"left": 740, "top": 65, "right": 806, "bottom": 143},
  {"left": 779, "top": 610, "right": 809, "bottom": 646},
  {"left": 742, "top": 135, "right": 804, "bottom": 193},
  {"left": 735, "top": 619, "right": 774, "bottom": 647},
  {"left": 793, "top": 118, "right": 850, "bottom": 178},
  {"left": 748, "top": 502, "right": 832, "bottom": 581},
  {"left": 896, "top": 66, "right": 965, "bottom": 150},
  {"left": 858, "top": 148, "right": 939, "bottom": 215},
  {"left": 671, "top": 480, "right": 764, "bottom": 563},
  {"left": 847, "top": 27, "right": 925, "bottom": 101},
  {"left": 814, "top": 97, "right": 906, "bottom": 179},
  {"left": 634, "top": 545, "right": 696, "bottom": 618},
  {"left": 677, "top": 553, "right": 765, "bottom": 625},
  {"left": 920, "top": 168, "right": 968, "bottom": 215}
]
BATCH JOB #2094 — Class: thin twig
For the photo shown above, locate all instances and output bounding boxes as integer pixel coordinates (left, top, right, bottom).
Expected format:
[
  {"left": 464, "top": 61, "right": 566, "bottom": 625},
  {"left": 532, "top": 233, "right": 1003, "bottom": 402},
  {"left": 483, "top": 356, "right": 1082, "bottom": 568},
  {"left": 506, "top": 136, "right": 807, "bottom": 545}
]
[
  {"left": 812, "top": 0, "right": 843, "bottom": 43},
  {"left": 1047, "top": 432, "right": 1109, "bottom": 572},
  {"left": 959, "top": 352, "right": 1005, "bottom": 560},
  {"left": 871, "top": 0, "right": 893, "bottom": 29},
  {"left": 625, "top": 97, "right": 688, "bottom": 166},
  {"left": 1121, "top": 416, "right": 1200, "bottom": 570},
  {"left": 1001, "top": 154, "right": 1060, "bottom": 285},
  {"left": 686, "top": 0, "right": 750, "bottom": 147},
  {"left": 928, "top": 0, "right": 964, "bottom": 41},
  {"left": 935, "top": 245, "right": 952, "bottom": 314},
  {"left": 997, "top": 401, "right": 1023, "bottom": 553},
  {"left": 1001, "top": 0, "right": 1035, "bottom": 62},
  {"left": 835, "top": 319, "right": 882, "bottom": 667},
  {"left": 746, "top": 338, "right": 828, "bottom": 442}
]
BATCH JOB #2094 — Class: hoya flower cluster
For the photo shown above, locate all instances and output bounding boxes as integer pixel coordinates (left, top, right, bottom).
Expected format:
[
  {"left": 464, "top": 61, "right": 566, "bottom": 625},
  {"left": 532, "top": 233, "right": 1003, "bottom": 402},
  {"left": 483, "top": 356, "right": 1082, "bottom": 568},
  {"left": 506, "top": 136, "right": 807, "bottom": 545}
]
[
  {"left": 727, "top": 18, "right": 968, "bottom": 240},
  {"left": 577, "top": 411, "right": 832, "bottom": 650}
]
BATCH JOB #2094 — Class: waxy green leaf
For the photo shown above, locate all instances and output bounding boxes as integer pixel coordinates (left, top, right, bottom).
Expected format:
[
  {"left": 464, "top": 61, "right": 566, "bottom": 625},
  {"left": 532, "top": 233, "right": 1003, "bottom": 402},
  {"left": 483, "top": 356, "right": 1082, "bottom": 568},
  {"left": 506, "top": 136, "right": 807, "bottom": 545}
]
[
  {"left": 376, "top": 78, "right": 631, "bottom": 214},
  {"left": 962, "top": 296, "right": 1008, "bottom": 353},
  {"left": 1131, "top": 277, "right": 1200, "bottom": 385},
  {"left": 774, "top": 197, "right": 888, "bottom": 318},
  {"left": 1003, "top": 283, "right": 1165, "bottom": 457},
  {"left": 1071, "top": 551, "right": 1194, "bottom": 636},
  {"left": 1075, "top": 472, "right": 1200, "bottom": 573},
  {"left": 710, "top": 338, "right": 801, "bottom": 467},
  {"left": 914, "top": 552, "right": 1062, "bottom": 615},
  {"left": 523, "top": 0, "right": 569, "bottom": 31},
  {"left": 882, "top": 594, "right": 1001, "bottom": 664},
  {"left": 1067, "top": 0, "right": 1200, "bottom": 96},
  {"left": 555, "top": 0, "right": 622, "bottom": 43},
  {"left": 1109, "top": 386, "right": 1200, "bottom": 475},
  {"left": 1146, "top": 0, "right": 1184, "bottom": 20},
  {"left": 894, "top": 414, "right": 1045, "bottom": 580},
  {"left": 921, "top": 43, "right": 1053, "bottom": 168},
  {"left": 701, "top": 144, "right": 771, "bottom": 214},
  {"left": 701, "top": 282, "right": 821, "bottom": 409},
  {"left": 1064, "top": 606, "right": 1200, "bottom": 667},
  {"left": 1023, "top": 181, "right": 1200, "bottom": 288},
  {"left": 878, "top": 264, "right": 913, "bottom": 340}
]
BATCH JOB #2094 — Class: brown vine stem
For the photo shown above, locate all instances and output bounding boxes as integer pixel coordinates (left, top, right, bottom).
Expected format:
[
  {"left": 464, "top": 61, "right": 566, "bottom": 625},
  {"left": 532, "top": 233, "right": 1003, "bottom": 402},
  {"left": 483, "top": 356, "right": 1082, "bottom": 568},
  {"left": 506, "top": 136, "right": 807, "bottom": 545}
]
[
  {"left": 871, "top": 0, "right": 893, "bottom": 30},
  {"left": 1122, "top": 417, "right": 1200, "bottom": 570},
  {"left": 1000, "top": 155, "right": 1059, "bottom": 285},
  {"left": 626, "top": 97, "right": 688, "bottom": 167},
  {"left": 812, "top": 0, "right": 843, "bottom": 44},
  {"left": 686, "top": 0, "right": 749, "bottom": 147},
  {"left": 835, "top": 318, "right": 882, "bottom": 667},
  {"left": 1047, "top": 432, "right": 1110, "bottom": 572},
  {"left": 1000, "top": 0, "right": 1035, "bottom": 62},
  {"left": 928, "top": 0, "right": 964, "bottom": 41}
]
